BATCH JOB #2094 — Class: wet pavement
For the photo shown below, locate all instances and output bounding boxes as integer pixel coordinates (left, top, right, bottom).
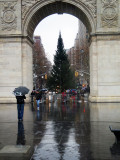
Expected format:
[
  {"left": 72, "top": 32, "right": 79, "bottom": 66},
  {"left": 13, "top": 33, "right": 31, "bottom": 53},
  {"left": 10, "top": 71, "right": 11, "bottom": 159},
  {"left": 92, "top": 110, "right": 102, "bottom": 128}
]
[{"left": 0, "top": 96, "right": 120, "bottom": 160}]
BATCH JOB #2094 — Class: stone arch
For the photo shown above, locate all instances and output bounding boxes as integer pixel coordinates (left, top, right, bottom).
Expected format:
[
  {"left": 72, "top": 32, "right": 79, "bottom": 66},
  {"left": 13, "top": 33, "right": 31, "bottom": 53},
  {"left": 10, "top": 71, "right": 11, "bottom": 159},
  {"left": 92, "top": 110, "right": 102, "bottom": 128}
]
[{"left": 22, "top": 0, "right": 96, "bottom": 39}]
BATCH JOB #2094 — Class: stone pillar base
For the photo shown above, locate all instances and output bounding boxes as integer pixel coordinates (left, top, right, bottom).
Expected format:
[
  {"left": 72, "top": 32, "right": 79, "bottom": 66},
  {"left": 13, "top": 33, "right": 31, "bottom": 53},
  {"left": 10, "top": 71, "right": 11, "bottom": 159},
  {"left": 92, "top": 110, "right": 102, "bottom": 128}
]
[
  {"left": 89, "top": 95, "right": 120, "bottom": 103},
  {"left": 0, "top": 145, "right": 33, "bottom": 160}
]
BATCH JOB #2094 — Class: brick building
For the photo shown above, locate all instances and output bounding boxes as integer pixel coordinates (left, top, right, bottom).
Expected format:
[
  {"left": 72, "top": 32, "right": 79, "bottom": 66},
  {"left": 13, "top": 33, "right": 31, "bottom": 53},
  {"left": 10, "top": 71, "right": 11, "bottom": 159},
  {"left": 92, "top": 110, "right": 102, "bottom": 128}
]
[{"left": 33, "top": 36, "right": 52, "bottom": 89}]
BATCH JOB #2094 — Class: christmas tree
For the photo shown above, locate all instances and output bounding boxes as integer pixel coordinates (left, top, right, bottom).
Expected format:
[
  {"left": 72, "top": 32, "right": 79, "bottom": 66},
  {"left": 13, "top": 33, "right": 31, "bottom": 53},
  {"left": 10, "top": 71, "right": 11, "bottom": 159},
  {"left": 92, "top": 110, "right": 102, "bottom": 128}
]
[{"left": 47, "top": 33, "right": 75, "bottom": 92}]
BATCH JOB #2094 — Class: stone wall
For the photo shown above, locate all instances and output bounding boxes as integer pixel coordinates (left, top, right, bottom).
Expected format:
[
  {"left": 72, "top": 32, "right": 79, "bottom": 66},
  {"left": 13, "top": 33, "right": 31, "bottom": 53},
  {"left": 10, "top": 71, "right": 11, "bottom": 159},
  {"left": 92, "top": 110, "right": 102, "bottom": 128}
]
[{"left": 89, "top": 35, "right": 120, "bottom": 102}]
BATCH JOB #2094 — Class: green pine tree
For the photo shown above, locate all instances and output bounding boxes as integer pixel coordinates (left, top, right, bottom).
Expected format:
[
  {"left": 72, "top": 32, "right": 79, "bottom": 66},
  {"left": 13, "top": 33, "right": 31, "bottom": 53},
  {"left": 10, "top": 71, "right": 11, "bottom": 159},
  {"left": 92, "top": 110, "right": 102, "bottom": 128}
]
[{"left": 47, "top": 33, "right": 75, "bottom": 92}]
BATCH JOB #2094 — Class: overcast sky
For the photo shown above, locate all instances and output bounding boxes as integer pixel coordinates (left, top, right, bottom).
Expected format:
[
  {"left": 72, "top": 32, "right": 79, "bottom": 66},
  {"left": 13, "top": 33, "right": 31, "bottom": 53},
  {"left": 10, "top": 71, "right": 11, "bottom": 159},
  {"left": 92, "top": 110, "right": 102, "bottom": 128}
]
[{"left": 34, "top": 13, "right": 78, "bottom": 64}]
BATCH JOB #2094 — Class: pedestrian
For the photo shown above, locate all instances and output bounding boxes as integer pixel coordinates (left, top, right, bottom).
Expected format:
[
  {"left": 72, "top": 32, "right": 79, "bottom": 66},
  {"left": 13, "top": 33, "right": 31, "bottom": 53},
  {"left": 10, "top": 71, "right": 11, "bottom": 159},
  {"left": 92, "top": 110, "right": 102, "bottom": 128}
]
[
  {"left": 16, "top": 94, "right": 26, "bottom": 121},
  {"left": 35, "top": 91, "right": 42, "bottom": 110},
  {"left": 31, "top": 89, "right": 35, "bottom": 102}
]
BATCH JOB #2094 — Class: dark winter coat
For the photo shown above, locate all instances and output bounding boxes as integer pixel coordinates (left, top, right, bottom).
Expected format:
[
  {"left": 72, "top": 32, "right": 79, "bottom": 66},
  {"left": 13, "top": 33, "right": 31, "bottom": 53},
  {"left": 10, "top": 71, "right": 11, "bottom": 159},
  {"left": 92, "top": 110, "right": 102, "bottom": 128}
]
[
  {"left": 35, "top": 92, "right": 42, "bottom": 100},
  {"left": 16, "top": 95, "right": 26, "bottom": 104}
]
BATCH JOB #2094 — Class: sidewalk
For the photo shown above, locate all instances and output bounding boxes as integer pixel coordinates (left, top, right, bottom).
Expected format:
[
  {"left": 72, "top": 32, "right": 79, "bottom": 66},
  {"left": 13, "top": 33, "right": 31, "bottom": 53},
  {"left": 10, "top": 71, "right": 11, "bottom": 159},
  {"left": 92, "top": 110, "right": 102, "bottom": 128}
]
[
  {"left": 0, "top": 103, "right": 35, "bottom": 160},
  {"left": 0, "top": 100, "right": 119, "bottom": 160}
]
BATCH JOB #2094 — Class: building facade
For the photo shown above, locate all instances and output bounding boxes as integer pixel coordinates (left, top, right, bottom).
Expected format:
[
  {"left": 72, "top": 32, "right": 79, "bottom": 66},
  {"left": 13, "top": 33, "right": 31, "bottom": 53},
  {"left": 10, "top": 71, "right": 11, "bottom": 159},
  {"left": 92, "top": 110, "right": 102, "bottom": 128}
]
[
  {"left": 33, "top": 36, "right": 52, "bottom": 89},
  {"left": 67, "top": 20, "right": 89, "bottom": 86}
]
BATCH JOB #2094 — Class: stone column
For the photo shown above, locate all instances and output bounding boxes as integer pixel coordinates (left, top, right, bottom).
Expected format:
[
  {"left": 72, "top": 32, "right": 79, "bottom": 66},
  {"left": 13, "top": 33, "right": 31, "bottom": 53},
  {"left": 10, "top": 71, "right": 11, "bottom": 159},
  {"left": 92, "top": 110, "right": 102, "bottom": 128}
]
[
  {"left": 89, "top": 35, "right": 120, "bottom": 102},
  {"left": 89, "top": 0, "right": 120, "bottom": 102},
  {"left": 0, "top": 0, "right": 33, "bottom": 103},
  {"left": 0, "top": 36, "right": 33, "bottom": 103},
  {"left": 22, "top": 37, "right": 33, "bottom": 99}
]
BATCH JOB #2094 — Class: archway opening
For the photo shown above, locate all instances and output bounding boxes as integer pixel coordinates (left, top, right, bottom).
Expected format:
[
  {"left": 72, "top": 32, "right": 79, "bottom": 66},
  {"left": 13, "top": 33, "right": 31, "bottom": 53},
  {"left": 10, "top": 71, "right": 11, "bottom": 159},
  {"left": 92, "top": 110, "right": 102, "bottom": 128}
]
[
  {"left": 23, "top": 1, "right": 94, "bottom": 39},
  {"left": 33, "top": 13, "right": 90, "bottom": 92},
  {"left": 34, "top": 13, "right": 79, "bottom": 64}
]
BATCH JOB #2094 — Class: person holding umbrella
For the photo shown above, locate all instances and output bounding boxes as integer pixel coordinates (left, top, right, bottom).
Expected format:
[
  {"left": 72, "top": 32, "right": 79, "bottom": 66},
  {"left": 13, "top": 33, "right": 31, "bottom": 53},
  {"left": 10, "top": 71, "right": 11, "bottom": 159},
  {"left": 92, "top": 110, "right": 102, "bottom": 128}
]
[
  {"left": 16, "top": 93, "right": 26, "bottom": 121},
  {"left": 13, "top": 86, "right": 29, "bottom": 121}
]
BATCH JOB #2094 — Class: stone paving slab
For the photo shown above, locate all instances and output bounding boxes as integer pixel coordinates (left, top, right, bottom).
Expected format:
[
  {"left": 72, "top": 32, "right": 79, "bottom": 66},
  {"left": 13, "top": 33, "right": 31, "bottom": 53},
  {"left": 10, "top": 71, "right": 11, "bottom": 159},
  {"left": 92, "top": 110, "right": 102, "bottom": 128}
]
[{"left": 0, "top": 145, "right": 33, "bottom": 160}]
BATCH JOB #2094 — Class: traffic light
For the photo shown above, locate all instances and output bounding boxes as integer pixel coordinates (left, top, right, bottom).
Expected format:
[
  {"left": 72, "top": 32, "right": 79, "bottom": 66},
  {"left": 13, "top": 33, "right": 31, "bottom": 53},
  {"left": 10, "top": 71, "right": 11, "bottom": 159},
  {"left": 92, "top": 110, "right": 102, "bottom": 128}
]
[
  {"left": 45, "top": 74, "right": 47, "bottom": 79},
  {"left": 75, "top": 71, "right": 78, "bottom": 77}
]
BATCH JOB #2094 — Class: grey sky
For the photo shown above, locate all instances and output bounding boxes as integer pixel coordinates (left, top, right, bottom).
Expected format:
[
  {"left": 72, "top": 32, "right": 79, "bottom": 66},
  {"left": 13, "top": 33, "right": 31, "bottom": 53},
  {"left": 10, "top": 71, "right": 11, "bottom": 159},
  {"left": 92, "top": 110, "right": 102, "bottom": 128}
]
[{"left": 34, "top": 13, "right": 78, "bottom": 64}]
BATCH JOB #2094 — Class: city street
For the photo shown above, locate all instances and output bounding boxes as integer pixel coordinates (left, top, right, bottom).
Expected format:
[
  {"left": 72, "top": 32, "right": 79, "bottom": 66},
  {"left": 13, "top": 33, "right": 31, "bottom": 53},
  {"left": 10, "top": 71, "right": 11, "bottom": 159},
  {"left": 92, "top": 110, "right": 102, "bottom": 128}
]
[{"left": 0, "top": 95, "right": 120, "bottom": 160}]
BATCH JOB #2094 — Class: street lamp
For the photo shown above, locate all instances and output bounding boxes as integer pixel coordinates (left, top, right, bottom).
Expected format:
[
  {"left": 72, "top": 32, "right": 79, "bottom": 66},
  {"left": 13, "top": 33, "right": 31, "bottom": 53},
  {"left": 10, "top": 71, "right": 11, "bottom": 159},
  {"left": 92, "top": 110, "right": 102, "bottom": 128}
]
[
  {"left": 41, "top": 75, "right": 44, "bottom": 89},
  {"left": 38, "top": 66, "right": 47, "bottom": 89}
]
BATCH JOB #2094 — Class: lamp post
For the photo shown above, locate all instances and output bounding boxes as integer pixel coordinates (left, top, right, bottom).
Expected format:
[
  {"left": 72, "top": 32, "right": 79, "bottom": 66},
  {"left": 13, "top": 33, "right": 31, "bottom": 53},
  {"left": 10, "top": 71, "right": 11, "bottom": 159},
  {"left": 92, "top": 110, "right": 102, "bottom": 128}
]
[
  {"left": 41, "top": 66, "right": 47, "bottom": 89},
  {"left": 36, "top": 66, "right": 47, "bottom": 89},
  {"left": 41, "top": 75, "right": 44, "bottom": 89}
]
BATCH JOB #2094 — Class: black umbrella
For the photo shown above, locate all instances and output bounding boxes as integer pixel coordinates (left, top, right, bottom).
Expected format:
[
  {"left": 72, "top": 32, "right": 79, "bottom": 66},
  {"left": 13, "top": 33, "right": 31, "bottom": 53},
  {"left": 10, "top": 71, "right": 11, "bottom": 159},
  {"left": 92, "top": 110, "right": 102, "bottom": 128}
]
[
  {"left": 40, "top": 88, "right": 48, "bottom": 92},
  {"left": 13, "top": 86, "right": 29, "bottom": 95}
]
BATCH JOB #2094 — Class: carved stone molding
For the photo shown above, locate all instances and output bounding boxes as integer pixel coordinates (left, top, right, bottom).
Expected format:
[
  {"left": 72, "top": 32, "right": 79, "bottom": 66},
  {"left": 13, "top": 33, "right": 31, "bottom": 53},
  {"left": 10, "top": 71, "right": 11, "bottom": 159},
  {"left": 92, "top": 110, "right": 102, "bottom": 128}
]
[
  {"left": 81, "top": 0, "right": 97, "bottom": 18},
  {"left": 22, "top": 0, "right": 97, "bottom": 19},
  {"left": 1, "top": 2, "right": 17, "bottom": 31},
  {"left": 101, "top": 0, "right": 118, "bottom": 28},
  {"left": 22, "top": 0, "right": 40, "bottom": 19}
]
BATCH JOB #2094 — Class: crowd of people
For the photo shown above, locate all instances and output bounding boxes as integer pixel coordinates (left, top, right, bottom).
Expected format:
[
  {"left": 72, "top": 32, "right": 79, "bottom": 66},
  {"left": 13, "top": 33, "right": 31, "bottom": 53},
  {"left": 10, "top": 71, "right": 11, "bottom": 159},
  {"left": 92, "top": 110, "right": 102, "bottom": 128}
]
[
  {"left": 14, "top": 85, "right": 90, "bottom": 121},
  {"left": 61, "top": 85, "right": 90, "bottom": 103}
]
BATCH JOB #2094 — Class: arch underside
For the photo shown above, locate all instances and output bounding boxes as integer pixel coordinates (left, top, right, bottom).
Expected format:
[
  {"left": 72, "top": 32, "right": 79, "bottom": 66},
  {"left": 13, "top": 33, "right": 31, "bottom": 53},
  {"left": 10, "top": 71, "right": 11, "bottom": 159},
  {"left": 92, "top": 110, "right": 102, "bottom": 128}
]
[{"left": 24, "top": 1, "right": 95, "bottom": 38}]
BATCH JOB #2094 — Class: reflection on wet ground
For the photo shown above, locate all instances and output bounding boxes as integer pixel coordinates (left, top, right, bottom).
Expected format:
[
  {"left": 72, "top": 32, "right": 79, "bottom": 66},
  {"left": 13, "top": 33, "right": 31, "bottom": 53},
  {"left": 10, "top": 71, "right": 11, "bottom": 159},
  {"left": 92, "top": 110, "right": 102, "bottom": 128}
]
[
  {"left": 31, "top": 99, "right": 91, "bottom": 160},
  {"left": 1, "top": 97, "right": 120, "bottom": 159},
  {"left": 16, "top": 121, "right": 26, "bottom": 145}
]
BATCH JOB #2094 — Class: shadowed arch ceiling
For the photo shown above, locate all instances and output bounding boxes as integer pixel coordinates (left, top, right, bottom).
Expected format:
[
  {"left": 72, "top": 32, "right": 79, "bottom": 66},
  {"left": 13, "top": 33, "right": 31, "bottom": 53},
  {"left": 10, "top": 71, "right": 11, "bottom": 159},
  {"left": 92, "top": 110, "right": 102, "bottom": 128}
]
[{"left": 26, "top": 1, "right": 93, "bottom": 38}]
